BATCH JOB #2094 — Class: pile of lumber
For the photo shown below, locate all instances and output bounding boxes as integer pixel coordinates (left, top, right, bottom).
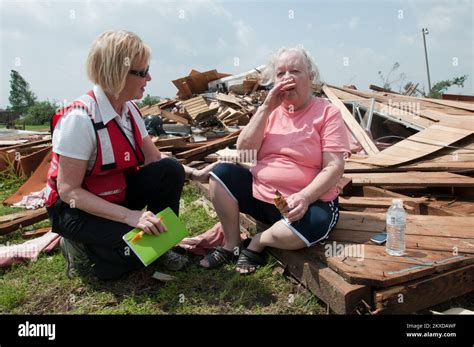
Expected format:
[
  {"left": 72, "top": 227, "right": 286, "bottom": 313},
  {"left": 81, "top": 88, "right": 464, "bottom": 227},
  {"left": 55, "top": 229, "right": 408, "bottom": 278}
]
[
  {"left": 140, "top": 67, "right": 269, "bottom": 163},
  {"left": 0, "top": 136, "right": 51, "bottom": 177}
]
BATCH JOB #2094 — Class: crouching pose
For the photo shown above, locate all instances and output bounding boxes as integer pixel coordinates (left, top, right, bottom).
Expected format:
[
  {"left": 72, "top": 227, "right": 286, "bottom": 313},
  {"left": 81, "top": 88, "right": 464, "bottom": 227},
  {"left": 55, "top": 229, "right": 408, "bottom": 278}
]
[{"left": 45, "top": 30, "right": 216, "bottom": 280}]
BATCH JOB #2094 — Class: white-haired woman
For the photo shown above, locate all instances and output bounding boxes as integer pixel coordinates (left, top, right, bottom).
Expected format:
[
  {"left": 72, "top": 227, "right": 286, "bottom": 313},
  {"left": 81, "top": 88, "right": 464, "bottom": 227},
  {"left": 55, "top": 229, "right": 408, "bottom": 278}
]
[
  {"left": 45, "top": 30, "right": 216, "bottom": 280},
  {"left": 200, "top": 47, "right": 350, "bottom": 274}
]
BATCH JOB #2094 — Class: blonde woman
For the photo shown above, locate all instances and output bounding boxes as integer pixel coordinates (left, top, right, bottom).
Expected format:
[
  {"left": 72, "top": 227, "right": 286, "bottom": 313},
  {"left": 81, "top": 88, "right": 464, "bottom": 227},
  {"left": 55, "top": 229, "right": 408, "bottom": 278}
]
[{"left": 45, "top": 30, "right": 216, "bottom": 280}]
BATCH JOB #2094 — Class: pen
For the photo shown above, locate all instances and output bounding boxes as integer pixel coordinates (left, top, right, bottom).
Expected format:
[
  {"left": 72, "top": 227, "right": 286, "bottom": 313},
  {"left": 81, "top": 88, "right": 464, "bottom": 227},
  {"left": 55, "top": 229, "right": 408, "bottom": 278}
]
[
  {"left": 131, "top": 230, "right": 144, "bottom": 242},
  {"left": 131, "top": 216, "right": 164, "bottom": 242}
]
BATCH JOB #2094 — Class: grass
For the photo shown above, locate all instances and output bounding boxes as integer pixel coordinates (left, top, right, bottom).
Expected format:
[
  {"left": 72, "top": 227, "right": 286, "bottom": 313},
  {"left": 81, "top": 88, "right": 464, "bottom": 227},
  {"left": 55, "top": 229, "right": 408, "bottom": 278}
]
[
  {"left": 0, "top": 124, "right": 49, "bottom": 131},
  {"left": 23, "top": 124, "right": 50, "bottom": 132},
  {"left": 0, "top": 183, "right": 325, "bottom": 315}
]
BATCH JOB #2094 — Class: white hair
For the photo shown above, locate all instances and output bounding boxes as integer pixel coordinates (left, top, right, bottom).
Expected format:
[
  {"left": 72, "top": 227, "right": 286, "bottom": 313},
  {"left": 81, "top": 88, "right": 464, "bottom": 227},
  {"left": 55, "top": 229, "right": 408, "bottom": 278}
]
[{"left": 260, "top": 46, "right": 320, "bottom": 86}]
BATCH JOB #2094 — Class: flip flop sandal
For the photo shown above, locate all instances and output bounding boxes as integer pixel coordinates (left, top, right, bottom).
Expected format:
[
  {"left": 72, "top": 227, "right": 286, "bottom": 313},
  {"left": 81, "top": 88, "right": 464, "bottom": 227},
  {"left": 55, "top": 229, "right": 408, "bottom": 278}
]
[
  {"left": 236, "top": 248, "right": 266, "bottom": 275},
  {"left": 201, "top": 246, "right": 236, "bottom": 269}
]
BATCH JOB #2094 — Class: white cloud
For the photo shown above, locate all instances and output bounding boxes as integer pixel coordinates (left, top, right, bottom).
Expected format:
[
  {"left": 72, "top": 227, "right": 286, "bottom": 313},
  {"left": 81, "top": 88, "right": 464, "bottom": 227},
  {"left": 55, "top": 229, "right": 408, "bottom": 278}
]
[
  {"left": 234, "top": 20, "right": 254, "bottom": 47},
  {"left": 399, "top": 34, "right": 416, "bottom": 45},
  {"left": 409, "top": 1, "right": 472, "bottom": 35},
  {"left": 173, "top": 37, "right": 197, "bottom": 56},
  {"left": 1, "top": 0, "right": 472, "bottom": 107},
  {"left": 349, "top": 16, "right": 359, "bottom": 30},
  {"left": 216, "top": 37, "right": 228, "bottom": 50},
  {"left": 418, "top": 6, "right": 453, "bottom": 33}
]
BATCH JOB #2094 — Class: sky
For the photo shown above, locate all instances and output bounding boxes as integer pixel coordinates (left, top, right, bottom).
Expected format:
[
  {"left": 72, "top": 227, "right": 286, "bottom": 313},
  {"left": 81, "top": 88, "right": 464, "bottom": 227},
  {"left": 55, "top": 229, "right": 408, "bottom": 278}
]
[{"left": 1, "top": 0, "right": 473, "bottom": 108}]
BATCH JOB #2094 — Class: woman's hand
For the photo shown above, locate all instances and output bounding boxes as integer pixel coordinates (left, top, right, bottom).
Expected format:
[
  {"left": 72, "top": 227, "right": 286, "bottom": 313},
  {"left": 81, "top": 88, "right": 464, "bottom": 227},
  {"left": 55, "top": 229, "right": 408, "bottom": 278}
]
[
  {"left": 263, "top": 78, "right": 296, "bottom": 112},
  {"left": 125, "top": 210, "right": 167, "bottom": 236},
  {"left": 191, "top": 161, "right": 221, "bottom": 183},
  {"left": 285, "top": 192, "right": 310, "bottom": 223}
]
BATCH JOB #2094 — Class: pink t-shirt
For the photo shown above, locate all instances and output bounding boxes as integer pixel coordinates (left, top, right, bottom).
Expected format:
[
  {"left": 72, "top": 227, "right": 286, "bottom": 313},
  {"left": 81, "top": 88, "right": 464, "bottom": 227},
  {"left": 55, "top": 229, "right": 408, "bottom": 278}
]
[{"left": 250, "top": 97, "right": 350, "bottom": 203}]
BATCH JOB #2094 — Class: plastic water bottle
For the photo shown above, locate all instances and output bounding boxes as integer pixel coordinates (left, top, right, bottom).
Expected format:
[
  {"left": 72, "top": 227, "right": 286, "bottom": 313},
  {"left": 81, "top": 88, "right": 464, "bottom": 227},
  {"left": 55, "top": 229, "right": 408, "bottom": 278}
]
[{"left": 385, "top": 199, "right": 406, "bottom": 256}]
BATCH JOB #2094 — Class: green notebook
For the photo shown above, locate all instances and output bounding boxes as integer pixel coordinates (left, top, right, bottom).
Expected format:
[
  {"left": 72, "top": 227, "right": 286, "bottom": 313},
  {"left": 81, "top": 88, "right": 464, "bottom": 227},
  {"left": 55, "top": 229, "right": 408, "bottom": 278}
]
[{"left": 122, "top": 207, "right": 189, "bottom": 266}]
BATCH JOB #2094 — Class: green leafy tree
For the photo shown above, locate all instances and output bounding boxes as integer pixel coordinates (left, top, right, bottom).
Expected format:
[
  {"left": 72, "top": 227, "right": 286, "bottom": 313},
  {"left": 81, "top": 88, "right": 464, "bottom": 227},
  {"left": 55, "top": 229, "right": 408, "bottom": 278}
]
[
  {"left": 136, "top": 94, "right": 161, "bottom": 108},
  {"left": 23, "top": 101, "right": 57, "bottom": 125},
  {"left": 428, "top": 75, "right": 468, "bottom": 99},
  {"left": 8, "top": 70, "right": 37, "bottom": 115}
]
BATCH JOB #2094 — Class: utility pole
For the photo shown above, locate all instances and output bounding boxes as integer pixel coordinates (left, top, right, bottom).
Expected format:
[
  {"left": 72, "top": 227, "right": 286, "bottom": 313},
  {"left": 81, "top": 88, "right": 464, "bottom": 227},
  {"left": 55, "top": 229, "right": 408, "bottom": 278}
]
[{"left": 422, "top": 28, "right": 432, "bottom": 96}]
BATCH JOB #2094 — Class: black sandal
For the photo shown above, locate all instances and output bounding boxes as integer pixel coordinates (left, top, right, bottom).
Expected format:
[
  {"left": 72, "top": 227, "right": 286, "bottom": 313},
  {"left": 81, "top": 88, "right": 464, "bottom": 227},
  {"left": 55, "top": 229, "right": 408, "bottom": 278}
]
[
  {"left": 201, "top": 246, "right": 236, "bottom": 269},
  {"left": 236, "top": 249, "right": 266, "bottom": 275}
]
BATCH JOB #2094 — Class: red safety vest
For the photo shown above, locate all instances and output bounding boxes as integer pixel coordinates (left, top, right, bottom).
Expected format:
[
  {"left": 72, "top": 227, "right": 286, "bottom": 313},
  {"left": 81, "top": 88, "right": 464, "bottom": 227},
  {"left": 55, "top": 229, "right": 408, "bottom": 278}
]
[{"left": 44, "top": 90, "right": 145, "bottom": 207}]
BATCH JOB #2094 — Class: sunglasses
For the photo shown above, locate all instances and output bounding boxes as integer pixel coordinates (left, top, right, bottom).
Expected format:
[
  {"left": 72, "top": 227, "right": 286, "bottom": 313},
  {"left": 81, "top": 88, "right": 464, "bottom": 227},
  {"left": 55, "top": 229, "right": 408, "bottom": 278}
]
[{"left": 129, "top": 65, "right": 149, "bottom": 78}]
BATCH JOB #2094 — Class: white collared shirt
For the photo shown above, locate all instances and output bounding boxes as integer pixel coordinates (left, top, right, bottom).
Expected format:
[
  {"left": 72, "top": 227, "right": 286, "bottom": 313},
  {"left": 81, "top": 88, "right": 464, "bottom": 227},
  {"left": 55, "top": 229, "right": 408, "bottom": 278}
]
[{"left": 52, "top": 85, "right": 148, "bottom": 172}]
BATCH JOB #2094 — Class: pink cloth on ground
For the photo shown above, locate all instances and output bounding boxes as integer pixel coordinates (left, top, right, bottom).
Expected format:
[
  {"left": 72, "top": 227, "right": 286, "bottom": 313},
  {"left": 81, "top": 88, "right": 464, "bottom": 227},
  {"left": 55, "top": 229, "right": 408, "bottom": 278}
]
[
  {"left": 0, "top": 231, "right": 60, "bottom": 267},
  {"left": 250, "top": 97, "right": 350, "bottom": 203},
  {"left": 178, "top": 222, "right": 247, "bottom": 256}
]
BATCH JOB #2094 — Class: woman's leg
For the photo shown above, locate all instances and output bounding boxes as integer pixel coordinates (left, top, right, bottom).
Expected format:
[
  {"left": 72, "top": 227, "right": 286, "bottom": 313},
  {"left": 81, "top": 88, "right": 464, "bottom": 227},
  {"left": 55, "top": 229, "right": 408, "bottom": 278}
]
[
  {"left": 52, "top": 202, "right": 143, "bottom": 280},
  {"left": 235, "top": 222, "right": 305, "bottom": 274},
  {"left": 237, "top": 199, "right": 339, "bottom": 274},
  {"left": 124, "top": 157, "right": 185, "bottom": 215},
  {"left": 200, "top": 163, "right": 256, "bottom": 268},
  {"left": 250, "top": 221, "right": 306, "bottom": 252},
  {"left": 124, "top": 158, "right": 187, "bottom": 271}
]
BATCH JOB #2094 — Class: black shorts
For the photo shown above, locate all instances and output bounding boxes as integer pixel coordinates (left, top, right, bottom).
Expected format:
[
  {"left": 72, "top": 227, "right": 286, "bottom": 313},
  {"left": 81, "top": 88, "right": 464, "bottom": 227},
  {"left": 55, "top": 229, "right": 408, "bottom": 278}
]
[{"left": 210, "top": 163, "right": 339, "bottom": 246}]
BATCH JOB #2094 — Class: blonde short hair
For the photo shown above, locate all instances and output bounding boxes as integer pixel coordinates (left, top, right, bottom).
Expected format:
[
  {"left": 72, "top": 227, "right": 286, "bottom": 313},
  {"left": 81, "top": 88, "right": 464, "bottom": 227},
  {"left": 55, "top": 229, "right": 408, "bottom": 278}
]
[
  {"left": 86, "top": 30, "right": 150, "bottom": 97},
  {"left": 261, "top": 46, "right": 320, "bottom": 86}
]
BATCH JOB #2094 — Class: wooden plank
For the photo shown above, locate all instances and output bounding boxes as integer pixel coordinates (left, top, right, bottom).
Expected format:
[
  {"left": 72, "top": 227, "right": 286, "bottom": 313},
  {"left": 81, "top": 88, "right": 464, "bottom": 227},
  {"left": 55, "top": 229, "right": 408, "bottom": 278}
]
[
  {"left": 172, "top": 69, "right": 229, "bottom": 99},
  {"left": 160, "top": 109, "right": 189, "bottom": 125},
  {"left": 328, "top": 228, "right": 474, "bottom": 254},
  {"left": 322, "top": 85, "right": 379, "bottom": 155},
  {"left": 269, "top": 247, "right": 372, "bottom": 314},
  {"left": 345, "top": 135, "right": 474, "bottom": 173},
  {"left": 176, "top": 135, "right": 239, "bottom": 161},
  {"left": 321, "top": 241, "right": 474, "bottom": 287},
  {"left": 0, "top": 210, "right": 44, "bottom": 223},
  {"left": 18, "top": 145, "right": 52, "bottom": 177},
  {"left": 0, "top": 139, "right": 51, "bottom": 153},
  {"left": 322, "top": 242, "right": 473, "bottom": 271},
  {"left": 330, "top": 86, "right": 433, "bottom": 130},
  {"left": 153, "top": 136, "right": 189, "bottom": 148},
  {"left": 337, "top": 85, "right": 474, "bottom": 113},
  {"left": 139, "top": 104, "right": 161, "bottom": 117},
  {"left": 3, "top": 149, "right": 51, "bottom": 205},
  {"left": 360, "top": 186, "right": 457, "bottom": 216},
  {"left": 346, "top": 171, "right": 474, "bottom": 187},
  {"left": 353, "top": 124, "right": 472, "bottom": 167},
  {"left": 374, "top": 264, "right": 474, "bottom": 314},
  {"left": 181, "top": 96, "right": 218, "bottom": 121},
  {"left": 424, "top": 199, "right": 474, "bottom": 217},
  {"left": 345, "top": 161, "right": 474, "bottom": 173},
  {"left": 0, "top": 140, "right": 28, "bottom": 146},
  {"left": 215, "top": 93, "right": 245, "bottom": 109},
  {"left": 361, "top": 187, "right": 422, "bottom": 214},
  {"left": 331, "top": 86, "right": 474, "bottom": 130},
  {"left": 23, "top": 227, "right": 51, "bottom": 238},
  {"left": 338, "top": 196, "right": 424, "bottom": 213},
  {"left": 336, "top": 211, "right": 474, "bottom": 239},
  {"left": 0, "top": 208, "right": 48, "bottom": 235},
  {"left": 413, "top": 96, "right": 474, "bottom": 112}
]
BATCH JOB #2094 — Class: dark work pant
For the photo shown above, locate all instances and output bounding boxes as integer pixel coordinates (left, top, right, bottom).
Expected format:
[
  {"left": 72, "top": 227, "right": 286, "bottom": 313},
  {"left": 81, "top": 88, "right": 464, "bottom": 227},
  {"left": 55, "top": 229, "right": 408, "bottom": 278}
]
[{"left": 47, "top": 158, "right": 185, "bottom": 280}]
